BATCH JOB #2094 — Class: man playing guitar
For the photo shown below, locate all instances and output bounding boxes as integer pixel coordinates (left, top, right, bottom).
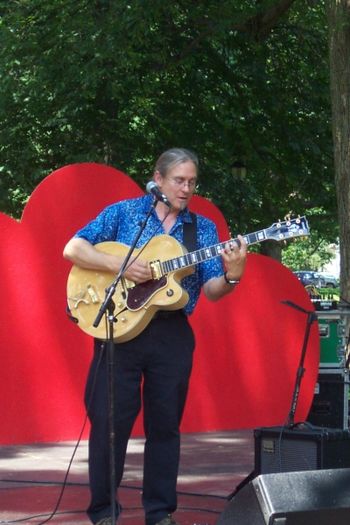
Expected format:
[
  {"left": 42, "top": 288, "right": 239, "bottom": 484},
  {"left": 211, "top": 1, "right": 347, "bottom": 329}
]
[{"left": 63, "top": 147, "right": 247, "bottom": 525}]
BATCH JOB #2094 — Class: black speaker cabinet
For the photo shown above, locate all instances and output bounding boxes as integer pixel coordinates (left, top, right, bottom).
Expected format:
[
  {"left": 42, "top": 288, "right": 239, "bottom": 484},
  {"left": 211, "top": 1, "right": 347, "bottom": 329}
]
[
  {"left": 216, "top": 469, "right": 350, "bottom": 525},
  {"left": 307, "top": 368, "right": 349, "bottom": 429},
  {"left": 254, "top": 425, "right": 350, "bottom": 474}
]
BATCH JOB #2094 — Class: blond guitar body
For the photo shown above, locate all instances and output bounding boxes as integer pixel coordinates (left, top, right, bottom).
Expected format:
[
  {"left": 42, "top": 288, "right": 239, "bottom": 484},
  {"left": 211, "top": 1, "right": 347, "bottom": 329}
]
[{"left": 67, "top": 235, "right": 194, "bottom": 343}]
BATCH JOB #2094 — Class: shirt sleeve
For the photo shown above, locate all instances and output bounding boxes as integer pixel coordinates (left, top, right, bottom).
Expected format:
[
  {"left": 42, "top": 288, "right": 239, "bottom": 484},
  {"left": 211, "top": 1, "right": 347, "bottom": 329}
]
[{"left": 74, "top": 204, "right": 120, "bottom": 244}]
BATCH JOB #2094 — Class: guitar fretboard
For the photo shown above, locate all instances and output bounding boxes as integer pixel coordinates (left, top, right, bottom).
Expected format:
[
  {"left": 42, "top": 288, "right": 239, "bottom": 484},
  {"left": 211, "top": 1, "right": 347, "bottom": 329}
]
[{"left": 161, "top": 231, "right": 264, "bottom": 274}]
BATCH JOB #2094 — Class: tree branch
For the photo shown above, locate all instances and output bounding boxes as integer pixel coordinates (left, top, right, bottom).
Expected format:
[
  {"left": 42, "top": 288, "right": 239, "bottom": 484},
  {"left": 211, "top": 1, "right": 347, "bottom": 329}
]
[
  {"left": 165, "top": 0, "right": 298, "bottom": 67},
  {"left": 237, "top": 0, "right": 298, "bottom": 41}
]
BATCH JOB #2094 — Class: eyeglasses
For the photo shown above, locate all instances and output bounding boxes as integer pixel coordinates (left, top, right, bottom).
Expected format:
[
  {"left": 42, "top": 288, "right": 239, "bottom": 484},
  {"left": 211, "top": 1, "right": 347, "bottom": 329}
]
[{"left": 166, "top": 176, "right": 198, "bottom": 191}]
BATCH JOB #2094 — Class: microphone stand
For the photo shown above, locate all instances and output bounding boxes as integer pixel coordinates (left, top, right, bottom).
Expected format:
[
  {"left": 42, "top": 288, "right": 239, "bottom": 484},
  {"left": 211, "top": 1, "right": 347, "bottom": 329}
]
[
  {"left": 228, "top": 300, "right": 317, "bottom": 500},
  {"left": 281, "top": 300, "right": 317, "bottom": 427},
  {"left": 93, "top": 198, "right": 160, "bottom": 524}
]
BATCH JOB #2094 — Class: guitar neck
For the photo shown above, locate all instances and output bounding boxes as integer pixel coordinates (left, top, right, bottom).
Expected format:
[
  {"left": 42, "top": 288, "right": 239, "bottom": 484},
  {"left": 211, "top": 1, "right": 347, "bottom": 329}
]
[
  {"left": 160, "top": 216, "right": 309, "bottom": 274},
  {"left": 161, "top": 230, "right": 265, "bottom": 274}
]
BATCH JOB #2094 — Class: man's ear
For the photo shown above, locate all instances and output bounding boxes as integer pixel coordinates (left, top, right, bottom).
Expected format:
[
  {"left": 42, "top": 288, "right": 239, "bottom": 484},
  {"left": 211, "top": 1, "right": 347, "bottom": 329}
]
[{"left": 153, "top": 170, "right": 163, "bottom": 186}]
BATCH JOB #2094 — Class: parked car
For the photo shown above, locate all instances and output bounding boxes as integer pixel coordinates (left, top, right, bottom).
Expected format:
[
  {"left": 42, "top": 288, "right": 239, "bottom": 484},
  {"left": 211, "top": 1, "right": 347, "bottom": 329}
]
[
  {"left": 317, "top": 272, "right": 339, "bottom": 288},
  {"left": 293, "top": 271, "right": 325, "bottom": 288}
]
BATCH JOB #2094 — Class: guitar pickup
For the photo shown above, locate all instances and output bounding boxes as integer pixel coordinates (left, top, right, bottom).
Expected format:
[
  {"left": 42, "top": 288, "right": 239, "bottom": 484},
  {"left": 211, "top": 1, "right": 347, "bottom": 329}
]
[
  {"left": 150, "top": 260, "right": 163, "bottom": 280},
  {"left": 87, "top": 284, "right": 100, "bottom": 304}
]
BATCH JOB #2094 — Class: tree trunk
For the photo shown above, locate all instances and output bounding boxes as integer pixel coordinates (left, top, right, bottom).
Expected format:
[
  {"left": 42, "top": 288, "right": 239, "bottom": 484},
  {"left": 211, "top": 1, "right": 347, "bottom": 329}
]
[
  {"left": 328, "top": 0, "right": 350, "bottom": 302},
  {"left": 259, "top": 239, "right": 283, "bottom": 260}
]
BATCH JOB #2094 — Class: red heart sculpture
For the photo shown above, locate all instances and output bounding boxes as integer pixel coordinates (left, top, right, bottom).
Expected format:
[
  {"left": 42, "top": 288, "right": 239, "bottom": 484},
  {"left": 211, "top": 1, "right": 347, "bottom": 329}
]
[{"left": 0, "top": 163, "right": 319, "bottom": 444}]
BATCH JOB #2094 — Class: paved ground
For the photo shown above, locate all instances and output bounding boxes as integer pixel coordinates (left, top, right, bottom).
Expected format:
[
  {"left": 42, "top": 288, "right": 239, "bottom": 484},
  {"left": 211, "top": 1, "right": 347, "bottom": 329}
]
[{"left": 0, "top": 429, "right": 255, "bottom": 525}]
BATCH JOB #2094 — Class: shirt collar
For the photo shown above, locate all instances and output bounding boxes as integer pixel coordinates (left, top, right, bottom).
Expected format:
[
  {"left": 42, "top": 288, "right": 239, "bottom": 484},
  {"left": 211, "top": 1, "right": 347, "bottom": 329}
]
[{"left": 143, "top": 194, "right": 193, "bottom": 224}]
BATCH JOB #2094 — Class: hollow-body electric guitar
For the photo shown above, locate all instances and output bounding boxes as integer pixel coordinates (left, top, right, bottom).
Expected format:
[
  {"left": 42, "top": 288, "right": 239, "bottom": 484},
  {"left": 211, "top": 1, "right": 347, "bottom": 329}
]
[{"left": 67, "top": 216, "right": 309, "bottom": 342}]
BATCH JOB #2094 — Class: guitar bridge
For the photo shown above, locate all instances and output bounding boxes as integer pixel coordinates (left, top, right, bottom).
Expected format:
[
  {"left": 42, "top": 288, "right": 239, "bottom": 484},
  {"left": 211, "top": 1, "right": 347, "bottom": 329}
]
[
  {"left": 68, "top": 290, "right": 89, "bottom": 309},
  {"left": 150, "top": 260, "right": 163, "bottom": 280}
]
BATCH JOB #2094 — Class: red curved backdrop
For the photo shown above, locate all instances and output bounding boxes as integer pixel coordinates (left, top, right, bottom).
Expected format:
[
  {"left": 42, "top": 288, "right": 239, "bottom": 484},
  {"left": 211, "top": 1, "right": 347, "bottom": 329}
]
[{"left": 0, "top": 163, "right": 319, "bottom": 444}]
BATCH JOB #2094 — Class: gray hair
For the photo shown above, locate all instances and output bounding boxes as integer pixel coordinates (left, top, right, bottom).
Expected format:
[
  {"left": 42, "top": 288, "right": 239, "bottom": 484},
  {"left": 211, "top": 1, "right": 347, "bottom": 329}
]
[{"left": 154, "top": 148, "right": 199, "bottom": 177}]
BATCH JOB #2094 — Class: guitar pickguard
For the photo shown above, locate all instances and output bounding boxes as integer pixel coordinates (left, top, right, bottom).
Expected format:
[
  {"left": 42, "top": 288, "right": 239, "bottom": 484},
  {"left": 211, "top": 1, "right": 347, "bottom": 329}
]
[{"left": 126, "top": 276, "right": 168, "bottom": 311}]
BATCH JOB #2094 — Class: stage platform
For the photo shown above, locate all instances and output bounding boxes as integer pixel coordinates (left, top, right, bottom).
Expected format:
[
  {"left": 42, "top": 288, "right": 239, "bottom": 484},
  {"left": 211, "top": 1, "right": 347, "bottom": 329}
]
[{"left": 0, "top": 429, "right": 254, "bottom": 525}]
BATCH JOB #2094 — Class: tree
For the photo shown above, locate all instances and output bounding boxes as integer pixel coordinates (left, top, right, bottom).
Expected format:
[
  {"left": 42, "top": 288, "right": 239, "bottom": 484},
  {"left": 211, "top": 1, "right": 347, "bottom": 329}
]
[
  {"left": 0, "top": 1, "right": 336, "bottom": 264},
  {"left": 328, "top": 0, "right": 350, "bottom": 299}
]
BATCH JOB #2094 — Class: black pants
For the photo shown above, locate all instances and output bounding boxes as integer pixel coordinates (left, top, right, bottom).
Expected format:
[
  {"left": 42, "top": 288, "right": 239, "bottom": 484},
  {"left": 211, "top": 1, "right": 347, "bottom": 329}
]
[{"left": 85, "top": 311, "right": 195, "bottom": 525}]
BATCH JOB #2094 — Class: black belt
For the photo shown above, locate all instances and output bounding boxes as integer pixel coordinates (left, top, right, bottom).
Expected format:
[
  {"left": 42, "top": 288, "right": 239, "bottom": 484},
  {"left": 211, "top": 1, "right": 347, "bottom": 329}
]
[{"left": 153, "top": 310, "right": 186, "bottom": 320}]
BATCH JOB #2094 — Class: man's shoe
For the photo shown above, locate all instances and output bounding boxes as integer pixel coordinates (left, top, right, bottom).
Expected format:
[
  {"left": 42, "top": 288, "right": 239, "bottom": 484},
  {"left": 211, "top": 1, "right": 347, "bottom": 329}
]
[
  {"left": 155, "top": 515, "right": 179, "bottom": 525},
  {"left": 96, "top": 518, "right": 113, "bottom": 525}
]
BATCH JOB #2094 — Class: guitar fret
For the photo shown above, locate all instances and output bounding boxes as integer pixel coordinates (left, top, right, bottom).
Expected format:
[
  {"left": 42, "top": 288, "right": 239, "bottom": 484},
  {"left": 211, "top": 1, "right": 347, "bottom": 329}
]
[
  {"left": 179, "top": 256, "right": 186, "bottom": 267},
  {"left": 256, "top": 230, "right": 266, "bottom": 241},
  {"left": 198, "top": 249, "right": 206, "bottom": 262},
  {"left": 245, "top": 233, "right": 256, "bottom": 244}
]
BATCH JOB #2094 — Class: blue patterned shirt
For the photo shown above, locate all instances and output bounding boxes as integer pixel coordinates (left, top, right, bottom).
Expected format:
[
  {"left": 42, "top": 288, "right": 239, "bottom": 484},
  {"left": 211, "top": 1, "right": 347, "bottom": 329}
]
[{"left": 75, "top": 195, "right": 224, "bottom": 314}]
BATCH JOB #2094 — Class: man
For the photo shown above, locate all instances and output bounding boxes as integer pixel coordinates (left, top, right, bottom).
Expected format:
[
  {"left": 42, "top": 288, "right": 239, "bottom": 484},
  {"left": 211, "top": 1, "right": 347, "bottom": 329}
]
[{"left": 63, "top": 148, "right": 247, "bottom": 525}]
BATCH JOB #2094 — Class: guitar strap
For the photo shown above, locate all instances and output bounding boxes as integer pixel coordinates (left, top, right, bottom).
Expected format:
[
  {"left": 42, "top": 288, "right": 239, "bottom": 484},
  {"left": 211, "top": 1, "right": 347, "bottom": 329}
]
[{"left": 182, "top": 212, "right": 197, "bottom": 252}]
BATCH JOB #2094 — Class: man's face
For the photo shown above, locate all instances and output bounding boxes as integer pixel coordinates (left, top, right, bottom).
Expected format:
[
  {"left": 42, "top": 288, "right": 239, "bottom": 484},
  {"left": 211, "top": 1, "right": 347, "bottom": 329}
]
[{"left": 154, "top": 160, "right": 197, "bottom": 212}]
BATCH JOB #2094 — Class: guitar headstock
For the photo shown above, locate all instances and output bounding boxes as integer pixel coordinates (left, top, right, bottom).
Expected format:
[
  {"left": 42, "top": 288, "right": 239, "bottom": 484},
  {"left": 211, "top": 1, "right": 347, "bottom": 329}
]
[{"left": 265, "top": 216, "right": 310, "bottom": 242}]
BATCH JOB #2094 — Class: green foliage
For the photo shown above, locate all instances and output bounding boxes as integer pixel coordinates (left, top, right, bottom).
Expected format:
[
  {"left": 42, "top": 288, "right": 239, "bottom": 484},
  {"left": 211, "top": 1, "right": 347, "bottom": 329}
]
[
  {"left": 281, "top": 203, "right": 339, "bottom": 270},
  {"left": 282, "top": 235, "right": 337, "bottom": 271},
  {"left": 0, "top": 0, "right": 336, "bottom": 266}
]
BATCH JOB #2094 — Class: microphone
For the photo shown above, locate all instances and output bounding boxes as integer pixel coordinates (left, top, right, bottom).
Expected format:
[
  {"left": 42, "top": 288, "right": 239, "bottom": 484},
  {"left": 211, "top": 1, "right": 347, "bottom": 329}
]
[{"left": 146, "top": 181, "right": 171, "bottom": 207}]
